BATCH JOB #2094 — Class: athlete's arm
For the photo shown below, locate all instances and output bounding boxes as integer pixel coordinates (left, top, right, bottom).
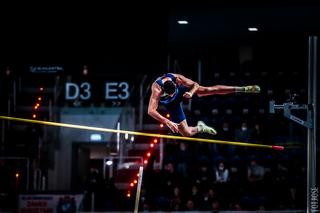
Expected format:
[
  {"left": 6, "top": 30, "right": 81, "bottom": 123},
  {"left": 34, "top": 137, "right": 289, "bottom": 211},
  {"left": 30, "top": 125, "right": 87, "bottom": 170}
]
[
  {"left": 148, "top": 83, "right": 179, "bottom": 133},
  {"left": 174, "top": 74, "right": 200, "bottom": 98}
]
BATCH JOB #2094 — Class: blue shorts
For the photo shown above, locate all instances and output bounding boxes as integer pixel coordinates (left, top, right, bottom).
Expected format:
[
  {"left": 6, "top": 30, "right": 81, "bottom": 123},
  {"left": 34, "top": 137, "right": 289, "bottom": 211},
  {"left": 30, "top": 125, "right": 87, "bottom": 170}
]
[{"left": 162, "top": 85, "right": 189, "bottom": 124}]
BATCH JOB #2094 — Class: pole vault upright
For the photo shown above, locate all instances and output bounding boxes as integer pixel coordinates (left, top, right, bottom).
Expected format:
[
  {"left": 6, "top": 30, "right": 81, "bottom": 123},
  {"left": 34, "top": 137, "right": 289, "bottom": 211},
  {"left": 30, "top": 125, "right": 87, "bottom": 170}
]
[
  {"left": 307, "top": 36, "right": 317, "bottom": 213},
  {"left": 269, "top": 36, "right": 318, "bottom": 212}
]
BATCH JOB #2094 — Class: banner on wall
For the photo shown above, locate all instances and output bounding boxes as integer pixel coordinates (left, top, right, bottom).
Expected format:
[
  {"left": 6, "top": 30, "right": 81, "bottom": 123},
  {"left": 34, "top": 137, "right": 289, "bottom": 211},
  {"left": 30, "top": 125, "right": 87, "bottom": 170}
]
[{"left": 18, "top": 194, "right": 84, "bottom": 213}]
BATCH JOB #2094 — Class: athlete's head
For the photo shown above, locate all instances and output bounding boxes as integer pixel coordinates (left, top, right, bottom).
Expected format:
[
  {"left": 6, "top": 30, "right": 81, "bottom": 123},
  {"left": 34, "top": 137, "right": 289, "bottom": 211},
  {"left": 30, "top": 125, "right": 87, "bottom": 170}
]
[{"left": 163, "top": 80, "right": 176, "bottom": 95}]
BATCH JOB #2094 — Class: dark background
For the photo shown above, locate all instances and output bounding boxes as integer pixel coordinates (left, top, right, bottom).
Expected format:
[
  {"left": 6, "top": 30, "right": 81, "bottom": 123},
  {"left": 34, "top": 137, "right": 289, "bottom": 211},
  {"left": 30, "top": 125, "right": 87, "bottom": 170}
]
[{"left": 0, "top": 2, "right": 319, "bottom": 74}]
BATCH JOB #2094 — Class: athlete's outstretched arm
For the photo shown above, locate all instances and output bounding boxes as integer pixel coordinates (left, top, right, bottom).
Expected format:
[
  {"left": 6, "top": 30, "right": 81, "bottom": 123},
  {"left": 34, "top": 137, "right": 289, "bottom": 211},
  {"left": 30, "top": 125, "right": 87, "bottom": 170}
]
[
  {"left": 174, "top": 74, "right": 199, "bottom": 98},
  {"left": 148, "top": 83, "right": 179, "bottom": 133}
]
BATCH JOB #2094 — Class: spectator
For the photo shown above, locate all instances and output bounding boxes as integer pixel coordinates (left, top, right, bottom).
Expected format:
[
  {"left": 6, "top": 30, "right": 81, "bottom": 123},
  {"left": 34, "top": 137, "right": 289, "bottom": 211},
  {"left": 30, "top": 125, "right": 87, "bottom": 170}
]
[
  {"left": 211, "top": 121, "right": 234, "bottom": 156},
  {"left": 214, "top": 162, "right": 229, "bottom": 183},
  {"left": 162, "top": 162, "right": 182, "bottom": 198},
  {"left": 176, "top": 142, "right": 191, "bottom": 178},
  {"left": 247, "top": 159, "right": 265, "bottom": 182},
  {"left": 235, "top": 121, "right": 252, "bottom": 142},
  {"left": 245, "top": 159, "right": 266, "bottom": 209},
  {"left": 188, "top": 184, "right": 202, "bottom": 209},
  {"left": 234, "top": 203, "right": 243, "bottom": 211},
  {"left": 169, "top": 186, "right": 183, "bottom": 211},
  {"left": 83, "top": 168, "right": 105, "bottom": 210},
  {"left": 185, "top": 199, "right": 196, "bottom": 211},
  {"left": 251, "top": 122, "right": 265, "bottom": 143},
  {"left": 220, "top": 121, "right": 234, "bottom": 141},
  {"left": 194, "top": 164, "right": 213, "bottom": 191},
  {"left": 211, "top": 200, "right": 220, "bottom": 213},
  {"left": 201, "top": 188, "right": 218, "bottom": 210},
  {"left": 233, "top": 121, "right": 253, "bottom": 155}
]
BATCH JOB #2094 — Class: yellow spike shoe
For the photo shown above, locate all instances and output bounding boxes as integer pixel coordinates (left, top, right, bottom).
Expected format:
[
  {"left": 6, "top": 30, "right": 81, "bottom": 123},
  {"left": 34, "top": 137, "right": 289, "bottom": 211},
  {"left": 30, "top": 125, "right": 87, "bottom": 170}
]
[
  {"left": 244, "top": 85, "right": 261, "bottom": 93},
  {"left": 197, "top": 121, "right": 217, "bottom": 135}
]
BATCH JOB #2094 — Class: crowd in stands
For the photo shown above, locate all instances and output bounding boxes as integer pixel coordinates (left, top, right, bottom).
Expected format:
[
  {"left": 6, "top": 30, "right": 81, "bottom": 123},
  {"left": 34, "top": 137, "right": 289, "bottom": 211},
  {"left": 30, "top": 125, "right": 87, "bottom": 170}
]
[
  {"left": 81, "top": 92, "right": 310, "bottom": 211},
  {"left": 140, "top": 118, "right": 307, "bottom": 211}
]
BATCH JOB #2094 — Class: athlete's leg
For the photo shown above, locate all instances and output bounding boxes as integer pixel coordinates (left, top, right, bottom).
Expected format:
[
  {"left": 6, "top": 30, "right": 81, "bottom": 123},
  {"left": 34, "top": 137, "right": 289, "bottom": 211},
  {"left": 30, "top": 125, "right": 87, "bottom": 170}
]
[
  {"left": 197, "top": 85, "right": 241, "bottom": 96},
  {"left": 178, "top": 120, "right": 199, "bottom": 137},
  {"left": 178, "top": 120, "right": 217, "bottom": 137},
  {"left": 196, "top": 85, "right": 260, "bottom": 97}
]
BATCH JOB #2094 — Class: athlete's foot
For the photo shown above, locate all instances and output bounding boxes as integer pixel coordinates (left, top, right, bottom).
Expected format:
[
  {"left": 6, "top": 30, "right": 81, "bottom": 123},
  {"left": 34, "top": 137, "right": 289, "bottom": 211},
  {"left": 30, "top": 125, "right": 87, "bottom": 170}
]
[
  {"left": 243, "top": 85, "right": 261, "bottom": 93},
  {"left": 197, "top": 121, "right": 217, "bottom": 135}
]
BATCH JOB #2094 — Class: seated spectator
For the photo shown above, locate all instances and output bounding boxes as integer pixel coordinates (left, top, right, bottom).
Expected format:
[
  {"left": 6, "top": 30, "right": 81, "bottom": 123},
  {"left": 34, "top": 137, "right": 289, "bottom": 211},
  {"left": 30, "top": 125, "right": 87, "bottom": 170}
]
[
  {"left": 162, "top": 162, "right": 182, "bottom": 196},
  {"left": 227, "top": 202, "right": 244, "bottom": 211},
  {"left": 229, "top": 155, "right": 246, "bottom": 184},
  {"left": 185, "top": 199, "right": 196, "bottom": 211},
  {"left": 200, "top": 188, "right": 219, "bottom": 210},
  {"left": 247, "top": 159, "right": 265, "bottom": 182},
  {"left": 210, "top": 121, "right": 234, "bottom": 156},
  {"left": 245, "top": 158, "right": 266, "bottom": 208},
  {"left": 232, "top": 121, "right": 253, "bottom": 155},
  {"left": 220, "top": 121, "right": 235, "bottom": 141},
  {"left": 251, "top": 122, "right": 265, "bottom": 143},
  {"left": 169, "top": 186, "right": 182, "bottom": 211},
  {"left": 176, "top": 142, "right": 191, "bottom": 178},
  {"left": 235, "top": 121, "right": 252, "bottom": 141},
  {"left": 234, "top": 202, "right": 244, "bottom": 211},
  {"left": 187, "top": 184, "right": 202, "bottom": 209},
  {"left": 214, "top": 162, "right": 230, "bottom": 183},
  {"left": 194, "top": 164, "right": 214, "bottom": 191},
  {"left": 211, "top": 200, "right": 220, "bottom": 213}
]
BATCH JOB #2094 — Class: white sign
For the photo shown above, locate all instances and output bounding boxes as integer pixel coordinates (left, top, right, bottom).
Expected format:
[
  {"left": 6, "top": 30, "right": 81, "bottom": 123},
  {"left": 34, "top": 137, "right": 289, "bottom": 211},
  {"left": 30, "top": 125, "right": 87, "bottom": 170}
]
[
  {"left": 65, "top": 82, "right": 91, "bottom": 100},
  {"left": 105, "top": 82, "right": 129, "bottom": 100},
  {"left": 65, "top": 81, "right": 130, "bottom": 101},
  {"left": 18, "top": 194, "right": 84, "bottom": 213}
]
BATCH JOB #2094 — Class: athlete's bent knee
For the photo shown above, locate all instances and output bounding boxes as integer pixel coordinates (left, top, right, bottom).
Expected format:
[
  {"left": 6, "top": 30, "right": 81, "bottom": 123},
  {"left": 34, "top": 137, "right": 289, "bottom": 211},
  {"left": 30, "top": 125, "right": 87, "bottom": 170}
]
[{"left": 180, "top": 130, "right": 192, "bottom": 137}]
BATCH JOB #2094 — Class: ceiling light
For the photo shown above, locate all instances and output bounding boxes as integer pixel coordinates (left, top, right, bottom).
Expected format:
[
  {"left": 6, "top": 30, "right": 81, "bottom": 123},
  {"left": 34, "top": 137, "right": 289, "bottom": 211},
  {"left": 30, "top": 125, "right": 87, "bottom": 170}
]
[
  {"left": 178, "top": 20, "right": 188, "bottom": 25},
  {"left": 248, "top": 27, "right": 258, "bottom": 32}
]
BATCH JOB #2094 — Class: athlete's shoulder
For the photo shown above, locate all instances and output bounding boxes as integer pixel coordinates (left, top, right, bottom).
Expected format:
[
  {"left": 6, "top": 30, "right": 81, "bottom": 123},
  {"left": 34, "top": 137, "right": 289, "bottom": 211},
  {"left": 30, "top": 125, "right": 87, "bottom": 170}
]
[
  {"left": 151, "top": 81, "right": 162, "bottom": 93},
  {"left": 166, "top": 73, "right": 176, "bottom": 77},
  {"left": 172, "top": 73, "right": 185, "bottom": 78},
  {"left": 171, "top": 73, "right": 185, "bottom": 84}
]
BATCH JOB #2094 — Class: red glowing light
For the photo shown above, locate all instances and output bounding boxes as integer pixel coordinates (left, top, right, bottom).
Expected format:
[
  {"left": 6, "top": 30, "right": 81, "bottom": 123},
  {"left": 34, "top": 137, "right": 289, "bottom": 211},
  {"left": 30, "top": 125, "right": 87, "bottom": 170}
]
[
  {"left": 144, "top": 160, "right": 148, "bottom": 164},
  {"left": 134, "top": 180, "right": 138, "bottom": 184},
  {"left": 38, "top": 97, "right": 42, "bottom": 101},
  {"left": 137, "top": 173, "right": 139, "bottom": 177},
  {"left": 147, "top": 152, "right": 151, "bottom": 157},
  {"left": 150, "top": 143, "right": 154, "bottom": 148},
  {"left": 130, "top": 183, "right": 134, "bottom": 187},
  {"left": 160, "top": 123, "right": 164, "bottom": 128},
  {"left": 153, "top": 139, "right": 158, "bottom": 143},
  {"left": 34, "top": 106, "right": 38, "bottom": 110},
  {"left": 40, "top": 87, "right": 44, "bottom": 91},
  {"left": 32, "top": 114, "right": 37, "bottom": 119},
  {"left": 126, "top": 193, "right": 131, "bottom": 198}
]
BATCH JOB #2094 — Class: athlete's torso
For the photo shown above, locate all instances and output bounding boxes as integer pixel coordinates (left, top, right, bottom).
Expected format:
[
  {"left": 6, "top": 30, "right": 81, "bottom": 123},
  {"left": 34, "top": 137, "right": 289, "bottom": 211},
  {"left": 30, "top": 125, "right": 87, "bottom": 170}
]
[{"left": 155, "top": 73, "right": 179, "bottom": 104}]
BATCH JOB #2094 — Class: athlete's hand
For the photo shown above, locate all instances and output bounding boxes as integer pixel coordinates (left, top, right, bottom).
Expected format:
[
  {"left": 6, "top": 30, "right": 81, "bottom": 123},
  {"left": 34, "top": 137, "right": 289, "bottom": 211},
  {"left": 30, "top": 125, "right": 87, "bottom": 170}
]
[
  {"left": 165, "top": 120, "right": 179, "bottom": 133},
  {"left": 183, "top": 92, "right": 193, "bottom": 99}
]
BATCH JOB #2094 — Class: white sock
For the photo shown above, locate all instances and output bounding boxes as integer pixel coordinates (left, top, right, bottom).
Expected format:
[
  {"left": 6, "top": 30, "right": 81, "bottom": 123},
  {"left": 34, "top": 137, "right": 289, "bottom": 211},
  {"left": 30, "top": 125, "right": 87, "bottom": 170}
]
[
  {"left": 235, "top": 87, "right": 245, "bottom": 93},
  {"left": 197, "top": 125, "right": 202, "bottom": 132}
]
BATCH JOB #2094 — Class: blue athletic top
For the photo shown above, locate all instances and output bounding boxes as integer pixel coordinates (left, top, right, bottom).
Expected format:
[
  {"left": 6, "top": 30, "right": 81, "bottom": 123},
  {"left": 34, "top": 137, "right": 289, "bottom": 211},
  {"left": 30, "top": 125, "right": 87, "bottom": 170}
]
[
  {"left": 155, "top": 73, "right": 179, "bottom": 104},
  {"left": 155, "top": 73, "right": 189, "bottom": 123}
]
